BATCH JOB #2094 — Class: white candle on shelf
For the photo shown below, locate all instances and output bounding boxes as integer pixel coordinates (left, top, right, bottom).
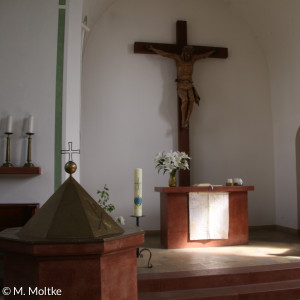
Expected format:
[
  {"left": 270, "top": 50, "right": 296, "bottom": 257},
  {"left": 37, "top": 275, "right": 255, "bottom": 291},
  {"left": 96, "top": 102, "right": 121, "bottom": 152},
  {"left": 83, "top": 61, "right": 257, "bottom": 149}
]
[
  {"left": 6, "top": 115, "right": 13, "bottom": 133},
  {"left": 134, "top": 168, "right": 142, "bottom": 217},
  {"left": 27, "top": 115, "right": 34, "bottom": 134}
]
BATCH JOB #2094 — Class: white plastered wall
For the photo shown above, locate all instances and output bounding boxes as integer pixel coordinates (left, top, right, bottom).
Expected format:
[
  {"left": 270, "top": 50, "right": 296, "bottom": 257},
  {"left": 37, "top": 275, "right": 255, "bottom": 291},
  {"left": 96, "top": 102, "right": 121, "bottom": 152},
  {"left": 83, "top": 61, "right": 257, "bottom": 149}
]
[
  {"left": 0, "top": 0, "right": 58, "bottom": 204},
  {"left": 227, "top": 0, "right": 300, "bottom": 230},
  {"left": 81, "top": 0, "right": 275, "bottom": 229}
]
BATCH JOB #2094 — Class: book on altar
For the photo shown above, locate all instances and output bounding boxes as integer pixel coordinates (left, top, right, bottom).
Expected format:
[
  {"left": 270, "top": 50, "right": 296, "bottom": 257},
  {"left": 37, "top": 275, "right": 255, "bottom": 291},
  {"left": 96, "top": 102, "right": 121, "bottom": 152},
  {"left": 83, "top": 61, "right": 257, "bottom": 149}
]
[{"left": 193, "top": 183, "right": 223, "bottom": 187}]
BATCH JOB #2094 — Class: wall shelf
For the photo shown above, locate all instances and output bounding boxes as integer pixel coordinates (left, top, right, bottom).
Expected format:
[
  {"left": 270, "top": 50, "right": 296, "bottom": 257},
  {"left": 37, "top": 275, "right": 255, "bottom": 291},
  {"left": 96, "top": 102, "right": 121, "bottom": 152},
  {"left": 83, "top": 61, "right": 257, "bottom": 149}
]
[{"left": 0, "top": 167, "right": 41, "bottom": 175}]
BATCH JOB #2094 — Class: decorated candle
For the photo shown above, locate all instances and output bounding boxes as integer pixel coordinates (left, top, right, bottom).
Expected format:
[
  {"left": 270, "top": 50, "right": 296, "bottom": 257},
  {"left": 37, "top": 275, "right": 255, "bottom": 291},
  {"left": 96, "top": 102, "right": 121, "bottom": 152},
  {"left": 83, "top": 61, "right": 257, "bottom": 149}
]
[
  {"left": 6, "top": 115, "right": 13, "bottom": 133},
  {"left": 134, "top": 168, "right": 142, "bottom": 216},
  {"left": 27, "top": 115, "right": 34, "bottom": 134}
]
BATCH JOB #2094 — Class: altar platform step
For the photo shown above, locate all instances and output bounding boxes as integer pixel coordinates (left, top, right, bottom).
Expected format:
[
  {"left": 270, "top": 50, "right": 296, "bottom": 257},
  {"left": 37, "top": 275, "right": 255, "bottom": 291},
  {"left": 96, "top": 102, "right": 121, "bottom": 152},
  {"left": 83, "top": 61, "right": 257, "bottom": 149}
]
[
  {"left": 138, "top": 262, "right": 300, "bottom": 299},
  {"left": 138, "top": 279, "right": 300, "bottom": 299}
]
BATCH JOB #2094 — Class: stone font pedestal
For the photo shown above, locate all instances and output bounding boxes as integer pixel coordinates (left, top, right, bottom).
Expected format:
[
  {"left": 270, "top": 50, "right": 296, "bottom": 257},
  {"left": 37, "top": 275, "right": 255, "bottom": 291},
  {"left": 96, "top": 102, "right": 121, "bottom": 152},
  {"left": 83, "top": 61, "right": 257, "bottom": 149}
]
[{"left": 0, "top": 227, "right": 144, "bottom": 300}]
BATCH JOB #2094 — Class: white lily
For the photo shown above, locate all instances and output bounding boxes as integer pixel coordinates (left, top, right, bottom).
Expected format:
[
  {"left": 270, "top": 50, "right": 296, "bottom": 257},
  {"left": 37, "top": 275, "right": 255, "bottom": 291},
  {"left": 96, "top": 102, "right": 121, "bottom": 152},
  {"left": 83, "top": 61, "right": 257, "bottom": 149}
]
[{"left": 154, "top": 150, "right": 191, "bottom": 174}]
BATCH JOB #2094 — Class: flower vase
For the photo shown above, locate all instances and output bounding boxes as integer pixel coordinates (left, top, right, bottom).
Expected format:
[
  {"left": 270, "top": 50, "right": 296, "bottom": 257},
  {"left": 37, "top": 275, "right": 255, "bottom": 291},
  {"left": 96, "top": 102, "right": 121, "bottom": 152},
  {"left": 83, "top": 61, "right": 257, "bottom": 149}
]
[{"left": 169, "top": 172, "right": 176, "bottom": 187}]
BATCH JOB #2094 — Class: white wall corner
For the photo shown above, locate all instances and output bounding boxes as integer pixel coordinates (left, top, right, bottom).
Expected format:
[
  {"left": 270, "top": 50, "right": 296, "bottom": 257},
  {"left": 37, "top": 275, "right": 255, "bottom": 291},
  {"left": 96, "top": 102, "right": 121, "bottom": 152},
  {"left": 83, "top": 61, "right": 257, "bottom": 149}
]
[{"left": 62, "top": 0, "right": 83, "bottom": 182}]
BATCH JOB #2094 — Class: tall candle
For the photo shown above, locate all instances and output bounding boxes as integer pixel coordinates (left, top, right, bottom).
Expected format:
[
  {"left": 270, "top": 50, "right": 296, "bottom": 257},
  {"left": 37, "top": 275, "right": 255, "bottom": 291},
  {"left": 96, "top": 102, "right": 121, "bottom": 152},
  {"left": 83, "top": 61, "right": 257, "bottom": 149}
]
[
  {"left": 27, "top": 115, "right": 34, "bottom": 133},
  {"left": 6, "top": 115, "right": 12, "bottom": 133},
  {"left": 134, "top": 168, "right": 142, "bottom": 217}
]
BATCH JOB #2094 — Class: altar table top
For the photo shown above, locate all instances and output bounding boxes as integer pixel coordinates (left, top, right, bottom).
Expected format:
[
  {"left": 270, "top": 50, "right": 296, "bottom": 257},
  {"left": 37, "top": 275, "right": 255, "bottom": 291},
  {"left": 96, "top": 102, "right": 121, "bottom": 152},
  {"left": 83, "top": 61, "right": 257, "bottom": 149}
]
[{"left": 155, "top": 186, "right": 254, "bottom": 193}]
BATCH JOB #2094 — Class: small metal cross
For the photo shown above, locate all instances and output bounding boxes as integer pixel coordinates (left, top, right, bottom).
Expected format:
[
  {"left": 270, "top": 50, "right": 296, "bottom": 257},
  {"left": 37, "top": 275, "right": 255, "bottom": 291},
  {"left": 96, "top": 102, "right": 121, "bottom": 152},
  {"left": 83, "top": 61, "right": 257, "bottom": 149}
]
[{"left": 61, "top": 142, "right": 80, "bottom": 162}]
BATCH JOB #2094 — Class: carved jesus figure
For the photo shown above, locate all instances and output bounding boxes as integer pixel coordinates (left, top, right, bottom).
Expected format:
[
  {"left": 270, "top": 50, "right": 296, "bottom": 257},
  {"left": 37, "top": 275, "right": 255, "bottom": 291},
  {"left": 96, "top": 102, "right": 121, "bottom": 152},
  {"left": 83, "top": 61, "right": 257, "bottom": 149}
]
[{"left": 148, "top": 45, "right": 215, "bottom": 128}]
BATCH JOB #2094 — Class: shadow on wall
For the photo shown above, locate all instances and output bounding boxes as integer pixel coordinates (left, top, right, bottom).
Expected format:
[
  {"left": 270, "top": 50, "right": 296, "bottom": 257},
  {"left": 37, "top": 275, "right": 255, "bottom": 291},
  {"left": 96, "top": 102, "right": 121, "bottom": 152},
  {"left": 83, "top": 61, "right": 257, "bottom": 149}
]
[{"left": 296, "top": 127, "right": 300, "bottom": 229}]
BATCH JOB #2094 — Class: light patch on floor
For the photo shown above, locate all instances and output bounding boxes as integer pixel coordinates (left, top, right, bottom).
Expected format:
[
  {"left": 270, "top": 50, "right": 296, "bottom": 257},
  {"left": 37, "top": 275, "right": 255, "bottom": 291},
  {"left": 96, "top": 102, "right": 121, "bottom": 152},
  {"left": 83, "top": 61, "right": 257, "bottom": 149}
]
[{"left": 137, "top": 229, "right": 300, "bottom": 274}]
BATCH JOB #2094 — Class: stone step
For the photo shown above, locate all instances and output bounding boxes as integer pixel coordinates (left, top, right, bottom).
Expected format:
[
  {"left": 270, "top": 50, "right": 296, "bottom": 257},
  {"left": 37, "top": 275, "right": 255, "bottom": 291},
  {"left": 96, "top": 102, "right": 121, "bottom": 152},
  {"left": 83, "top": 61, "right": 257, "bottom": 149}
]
[
  {"left": 138, "top": 262, "right": 300, "bottom": 293},
  {"left": 139, "top": 278, "right": 300, "bottom": 300}
]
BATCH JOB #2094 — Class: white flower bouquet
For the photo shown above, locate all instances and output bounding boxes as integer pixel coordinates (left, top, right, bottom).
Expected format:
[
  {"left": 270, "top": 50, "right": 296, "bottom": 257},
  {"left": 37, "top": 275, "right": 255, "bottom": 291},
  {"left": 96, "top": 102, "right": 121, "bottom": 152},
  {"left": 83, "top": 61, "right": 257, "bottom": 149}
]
[{"left": 154, "top": 150, "right": 191, "bottom": 176}]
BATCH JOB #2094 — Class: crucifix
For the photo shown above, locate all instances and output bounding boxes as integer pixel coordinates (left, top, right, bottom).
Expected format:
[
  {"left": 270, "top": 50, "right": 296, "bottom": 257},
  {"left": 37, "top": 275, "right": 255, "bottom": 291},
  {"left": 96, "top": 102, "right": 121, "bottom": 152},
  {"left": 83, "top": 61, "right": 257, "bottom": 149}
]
[{"left": 134, "top": 20, "right": 228, "bottom": 186}]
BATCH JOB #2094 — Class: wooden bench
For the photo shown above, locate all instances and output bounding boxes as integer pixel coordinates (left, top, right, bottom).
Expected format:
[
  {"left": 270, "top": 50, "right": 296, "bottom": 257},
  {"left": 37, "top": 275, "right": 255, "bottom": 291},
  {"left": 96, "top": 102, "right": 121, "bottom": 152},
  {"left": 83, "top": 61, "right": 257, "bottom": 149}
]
[
  {"left": 0, "top": 203, "right": 39, "bottom": 232},
  {"left": 0, "top": 203, "right": 39, "bottom": 288}
]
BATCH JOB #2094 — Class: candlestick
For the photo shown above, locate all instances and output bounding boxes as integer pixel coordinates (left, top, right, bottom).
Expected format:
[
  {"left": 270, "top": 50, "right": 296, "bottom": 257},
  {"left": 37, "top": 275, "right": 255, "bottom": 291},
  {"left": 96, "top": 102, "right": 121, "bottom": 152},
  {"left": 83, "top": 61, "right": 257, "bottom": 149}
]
[
  {"left": 134, "top": 168, "right": 142, "bottom": 216},
  {"left": 24, "top": 133, "right": 35, "bottom": 167},
  {"left": 130, "top": 215, "right": 152, "bottom": 268},
  {"left": 2, "top": 133, "right": 14, "bottom": 167}
]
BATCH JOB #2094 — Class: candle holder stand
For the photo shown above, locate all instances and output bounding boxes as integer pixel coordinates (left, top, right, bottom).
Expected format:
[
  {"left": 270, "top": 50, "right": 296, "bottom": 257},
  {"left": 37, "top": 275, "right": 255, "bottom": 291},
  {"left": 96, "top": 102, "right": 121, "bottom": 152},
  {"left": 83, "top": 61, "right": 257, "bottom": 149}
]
[
  {"left": 2, "top": 132, "right": 14, "bottom": 167},
  {"left": 24, "top": 133, "right": 35, "bottom": 167},
  {"left": 131, "top": 215, "right": 152, "bottom": 268}
]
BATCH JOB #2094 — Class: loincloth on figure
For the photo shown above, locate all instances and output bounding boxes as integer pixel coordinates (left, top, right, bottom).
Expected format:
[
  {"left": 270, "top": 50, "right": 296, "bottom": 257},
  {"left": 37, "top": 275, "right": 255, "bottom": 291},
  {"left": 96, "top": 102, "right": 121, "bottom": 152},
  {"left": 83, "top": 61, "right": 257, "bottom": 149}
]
[{"left": 176, "top": 79, "right": 200, "bottom": 105}]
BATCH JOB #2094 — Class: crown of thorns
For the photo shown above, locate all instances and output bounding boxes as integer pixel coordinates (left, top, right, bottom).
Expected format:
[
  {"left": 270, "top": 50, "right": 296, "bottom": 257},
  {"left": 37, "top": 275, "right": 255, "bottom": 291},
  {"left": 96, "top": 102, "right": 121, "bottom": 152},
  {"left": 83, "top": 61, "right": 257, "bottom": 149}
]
[{"left": 182, "top": 46, "right": 194, "bottom": 53}]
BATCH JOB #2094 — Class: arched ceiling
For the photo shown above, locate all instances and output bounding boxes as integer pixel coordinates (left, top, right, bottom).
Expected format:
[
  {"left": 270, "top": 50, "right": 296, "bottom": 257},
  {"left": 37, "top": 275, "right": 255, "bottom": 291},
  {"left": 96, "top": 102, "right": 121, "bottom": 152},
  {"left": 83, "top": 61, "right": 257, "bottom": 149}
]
[
  {"left": 81, "top": 0, "right": 263, "bottom": 39},
  {"left": 82, "top": 0, "right": 117, "bottom": 31},
  {"left": 81, "top": 0, "right": 297, "bottom": 62}
]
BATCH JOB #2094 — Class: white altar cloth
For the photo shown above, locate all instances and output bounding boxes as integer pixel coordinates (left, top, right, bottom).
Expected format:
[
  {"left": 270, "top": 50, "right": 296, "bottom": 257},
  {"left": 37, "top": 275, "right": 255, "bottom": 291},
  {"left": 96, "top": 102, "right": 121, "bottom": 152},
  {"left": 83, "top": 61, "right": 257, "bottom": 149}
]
[{"left": 189, "top": 192, "right": 229, "bottom": 240}]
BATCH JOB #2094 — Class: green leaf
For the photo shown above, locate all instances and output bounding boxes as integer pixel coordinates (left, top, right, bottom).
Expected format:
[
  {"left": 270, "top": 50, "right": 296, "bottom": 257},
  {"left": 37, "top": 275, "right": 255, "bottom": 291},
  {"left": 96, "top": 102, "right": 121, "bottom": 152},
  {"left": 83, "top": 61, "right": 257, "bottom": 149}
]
[{"left": 97, "top": 184, "right": 116, "bottom": 213}]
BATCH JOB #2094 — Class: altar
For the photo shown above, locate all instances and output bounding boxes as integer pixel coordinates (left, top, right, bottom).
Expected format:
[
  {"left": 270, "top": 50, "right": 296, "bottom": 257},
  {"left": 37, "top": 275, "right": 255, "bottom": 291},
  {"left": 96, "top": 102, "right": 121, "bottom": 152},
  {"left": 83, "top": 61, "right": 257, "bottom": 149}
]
[{"left": 155, "top": 185, "right": 254, "bottom": 249}]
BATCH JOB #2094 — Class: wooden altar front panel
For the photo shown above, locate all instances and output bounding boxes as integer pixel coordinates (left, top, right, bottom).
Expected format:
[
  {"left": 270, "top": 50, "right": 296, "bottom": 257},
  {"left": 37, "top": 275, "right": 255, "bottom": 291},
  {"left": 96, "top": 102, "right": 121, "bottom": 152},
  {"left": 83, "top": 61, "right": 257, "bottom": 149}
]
[{"left": 155, "top": 186, "right": 254, "bottom": 249}]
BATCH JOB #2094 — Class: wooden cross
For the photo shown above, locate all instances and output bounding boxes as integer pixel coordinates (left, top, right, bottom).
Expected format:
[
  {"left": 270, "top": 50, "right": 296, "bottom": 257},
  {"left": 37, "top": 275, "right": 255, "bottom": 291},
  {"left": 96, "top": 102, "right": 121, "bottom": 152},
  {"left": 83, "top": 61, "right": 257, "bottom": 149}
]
[{"left": 134, "top": 20, "right": 228, "bottom": 186}]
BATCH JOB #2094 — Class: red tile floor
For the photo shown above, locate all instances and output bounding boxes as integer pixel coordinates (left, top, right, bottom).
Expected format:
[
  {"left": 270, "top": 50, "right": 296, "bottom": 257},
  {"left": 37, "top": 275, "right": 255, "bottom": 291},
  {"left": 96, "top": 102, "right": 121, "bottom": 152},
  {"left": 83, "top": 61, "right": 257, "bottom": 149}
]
[
  {"left": 137, "top": 229, "right": 300, "bottom": 274},
  {"left": 137, "top": 229, "right": 300, "bottom": 299}
]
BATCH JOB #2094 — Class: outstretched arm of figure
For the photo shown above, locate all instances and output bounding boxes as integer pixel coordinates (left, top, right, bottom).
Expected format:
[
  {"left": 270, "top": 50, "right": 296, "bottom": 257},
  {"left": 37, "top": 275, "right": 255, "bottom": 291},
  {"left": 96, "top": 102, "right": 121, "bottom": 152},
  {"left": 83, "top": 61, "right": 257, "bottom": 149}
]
[
  {"left": 146, "top": 44, "right": 177, "bottom": 60},
  {"left": 192, "top": 49, "right": 215, "bottom": 62}
]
